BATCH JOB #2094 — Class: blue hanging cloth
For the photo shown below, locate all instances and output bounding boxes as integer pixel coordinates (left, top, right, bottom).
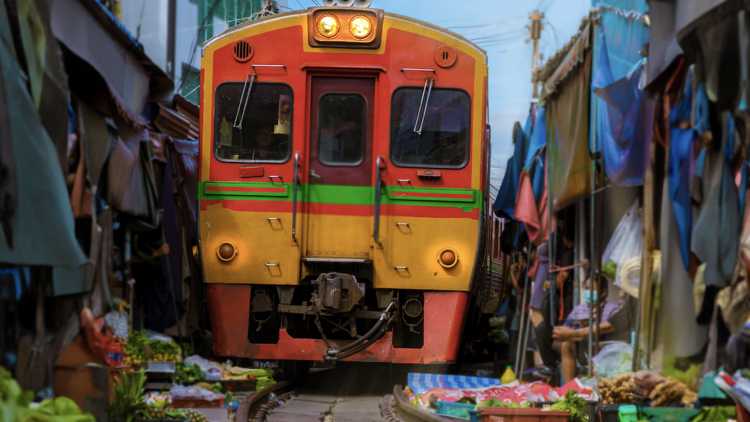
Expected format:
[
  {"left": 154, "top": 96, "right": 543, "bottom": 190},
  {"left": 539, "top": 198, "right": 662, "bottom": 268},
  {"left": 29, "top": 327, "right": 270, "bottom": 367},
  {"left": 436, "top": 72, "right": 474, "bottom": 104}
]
[
  {"left": 493, "top": 120, "right": 528, "bottom": 220},
  {"left": 592, "top": 26, "right": 652, "bottom": 186},
  {"left": 525, "top": 107, "right": 546, "bottom": 170},
  {"left": 668, "top": 71, "right": 696, "bottom": 270}
]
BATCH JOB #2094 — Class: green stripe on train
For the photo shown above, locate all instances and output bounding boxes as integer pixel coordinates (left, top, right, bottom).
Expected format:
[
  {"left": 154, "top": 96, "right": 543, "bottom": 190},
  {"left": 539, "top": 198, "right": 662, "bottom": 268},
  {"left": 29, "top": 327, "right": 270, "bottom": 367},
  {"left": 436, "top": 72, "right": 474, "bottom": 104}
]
[{"left": 198, "top": 182, "right": 484, "bottom": 210}]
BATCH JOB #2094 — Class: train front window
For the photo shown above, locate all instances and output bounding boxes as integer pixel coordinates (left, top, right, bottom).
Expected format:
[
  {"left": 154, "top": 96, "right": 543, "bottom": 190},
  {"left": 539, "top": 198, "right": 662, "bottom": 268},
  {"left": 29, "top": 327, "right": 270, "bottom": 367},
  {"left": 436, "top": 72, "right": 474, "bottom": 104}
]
[
  {"left": 390, "top": 88, "right": 470, "bottom": 168},
  {"left": 213, "top": 82, "right": 293, "bottom": 163},
  {"left": 318, "top": 93, "right": 366, "bottom": 166}
]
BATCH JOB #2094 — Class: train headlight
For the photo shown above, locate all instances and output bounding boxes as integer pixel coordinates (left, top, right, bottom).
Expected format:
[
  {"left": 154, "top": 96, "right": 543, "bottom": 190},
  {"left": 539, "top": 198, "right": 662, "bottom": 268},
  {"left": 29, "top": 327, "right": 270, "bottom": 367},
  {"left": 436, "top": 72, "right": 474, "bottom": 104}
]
[
  {"left": 217, "top": 241, "right": 238, "bottom": 262},
  {"left": 349, "top": 16, "right": 372, "bottom": 38},
  {"left": 438, "top": 248, "right": 458, "bottom": 268},
  {"left": 317, "top": 15, "right": 340, "bottom": 38}
]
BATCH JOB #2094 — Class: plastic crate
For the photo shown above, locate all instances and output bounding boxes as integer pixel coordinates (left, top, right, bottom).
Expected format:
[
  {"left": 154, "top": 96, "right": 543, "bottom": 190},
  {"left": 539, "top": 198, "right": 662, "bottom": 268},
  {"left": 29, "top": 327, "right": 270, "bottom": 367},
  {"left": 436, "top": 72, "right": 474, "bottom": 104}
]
[
  {"left": 478, "top": 407, "right": 569, "bottom": 422},
  {"left": 218, "top": 379, "right": 257, "bottom": 392},
  {"left": 169, "top": 397, "right": 225, "bottom": 408},
  {"left": 436, "top": 401, "right": 476, "bottom": 419},
  {"left": 597, "top": 404, "right": 623, "bottom": 422}
]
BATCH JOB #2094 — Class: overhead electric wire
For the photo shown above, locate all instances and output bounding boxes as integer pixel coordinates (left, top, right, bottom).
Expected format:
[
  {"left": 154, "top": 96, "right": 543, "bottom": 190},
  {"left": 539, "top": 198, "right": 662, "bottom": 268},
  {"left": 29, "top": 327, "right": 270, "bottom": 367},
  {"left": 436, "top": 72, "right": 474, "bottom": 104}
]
[
  {"left": 468, "top": 27, "right": 527, "bottom": 42},
  {"left": 447, "top": 15, "right": 525, "bottom": 34},
  {"left": 488, "top": 40, "right": 527, "bottom": 55}
]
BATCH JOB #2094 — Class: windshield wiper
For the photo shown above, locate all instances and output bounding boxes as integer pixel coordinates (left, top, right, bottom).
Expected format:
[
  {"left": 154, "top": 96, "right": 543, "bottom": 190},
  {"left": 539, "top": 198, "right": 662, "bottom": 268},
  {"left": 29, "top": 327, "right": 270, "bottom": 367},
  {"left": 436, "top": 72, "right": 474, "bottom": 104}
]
[
  {"left": 233, "top": 73, "right": 257, "bottom": 129},
  {"left": 413, "top": 77, "right": 434, "bottom": 135}
]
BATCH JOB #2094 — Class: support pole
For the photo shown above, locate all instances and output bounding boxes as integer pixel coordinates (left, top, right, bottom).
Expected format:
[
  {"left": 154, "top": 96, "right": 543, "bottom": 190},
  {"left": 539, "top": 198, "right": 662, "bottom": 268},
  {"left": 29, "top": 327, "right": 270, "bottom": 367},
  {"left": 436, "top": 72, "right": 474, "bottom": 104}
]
[
  {"left": 588, "top": 132, "right": 597, "bottom": 378},
  {"left": 514, "top": 265, "right": 531, "bottom": 376},
  {"left": 519, "top": 295, "right": 533, "bottom": 378}
]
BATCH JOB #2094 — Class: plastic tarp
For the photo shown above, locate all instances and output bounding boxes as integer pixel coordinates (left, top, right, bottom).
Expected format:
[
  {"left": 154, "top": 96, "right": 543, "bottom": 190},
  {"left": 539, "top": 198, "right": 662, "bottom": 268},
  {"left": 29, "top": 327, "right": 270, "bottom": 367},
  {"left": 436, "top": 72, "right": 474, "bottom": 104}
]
[
  {"left": 493, "top": 119, "right": 529, "bottom": 220},
  {"left": 525, "top": 107, "right": 546, "bottom": 170},
  {"left": 546, "top": 30, "right": 594, "bottom": 212},
  {"left": 0, "top": 2, "right": 86, "bottom": 267},
  {"left": 591, "top": 26, "right": 653, "bottom": 186}
]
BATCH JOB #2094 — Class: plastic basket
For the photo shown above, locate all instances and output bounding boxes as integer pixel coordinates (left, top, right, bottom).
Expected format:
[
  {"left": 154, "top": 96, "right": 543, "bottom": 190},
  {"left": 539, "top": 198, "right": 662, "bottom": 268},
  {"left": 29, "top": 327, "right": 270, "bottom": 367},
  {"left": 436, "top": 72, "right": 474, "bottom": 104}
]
[
  {"left": 436, "top": 401, "right": 476, "bottom": 419},
  {"left": 478, "top": 407, "right": 569, "bottom": 422}
]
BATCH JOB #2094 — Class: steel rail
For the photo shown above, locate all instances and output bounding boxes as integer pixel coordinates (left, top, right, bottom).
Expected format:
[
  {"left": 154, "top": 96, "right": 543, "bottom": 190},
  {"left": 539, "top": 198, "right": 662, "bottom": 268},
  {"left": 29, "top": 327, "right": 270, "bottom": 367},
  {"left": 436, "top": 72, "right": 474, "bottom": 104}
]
[
  {"left": 235, "top": 380, "right": 294, "bottom": 422},
  {"left": 392, "top": 385, "right": 454, "bottom": 422}
]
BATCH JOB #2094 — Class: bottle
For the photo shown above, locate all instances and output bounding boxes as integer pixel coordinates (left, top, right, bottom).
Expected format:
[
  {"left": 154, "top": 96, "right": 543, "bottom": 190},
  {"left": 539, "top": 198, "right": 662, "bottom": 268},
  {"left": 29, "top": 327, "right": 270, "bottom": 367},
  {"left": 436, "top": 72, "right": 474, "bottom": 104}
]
[{"left": 501, "top": 366, "right": 516, "bottom": 384}]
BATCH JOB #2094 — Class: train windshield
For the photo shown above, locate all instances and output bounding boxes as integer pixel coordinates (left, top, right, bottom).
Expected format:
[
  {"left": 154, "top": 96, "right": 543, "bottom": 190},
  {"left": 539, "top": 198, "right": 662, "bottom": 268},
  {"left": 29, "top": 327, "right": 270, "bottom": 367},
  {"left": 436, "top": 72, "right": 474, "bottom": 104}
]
[
  {"left": 390, "top": 88, "right": 470, "bottom": 168},
  {"left": 213, "top": 82, "right": 293, "bottom": 163}
]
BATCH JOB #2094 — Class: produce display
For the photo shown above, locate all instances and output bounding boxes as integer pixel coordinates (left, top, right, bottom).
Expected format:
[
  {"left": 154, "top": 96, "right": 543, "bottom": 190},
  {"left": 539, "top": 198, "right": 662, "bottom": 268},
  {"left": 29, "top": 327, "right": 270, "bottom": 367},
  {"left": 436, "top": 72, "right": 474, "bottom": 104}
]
[
  {"left": 122, "top": 331, "right": 182, "bottom": 367},
  {"left": 649, "top": 377, "right": 697, "bottom": 407},
  {"left": 598, "top": 373, "right": 636, "bottom": 404},
  {"left": 175, "top": 363, "right": 206, "bottom": 385}
]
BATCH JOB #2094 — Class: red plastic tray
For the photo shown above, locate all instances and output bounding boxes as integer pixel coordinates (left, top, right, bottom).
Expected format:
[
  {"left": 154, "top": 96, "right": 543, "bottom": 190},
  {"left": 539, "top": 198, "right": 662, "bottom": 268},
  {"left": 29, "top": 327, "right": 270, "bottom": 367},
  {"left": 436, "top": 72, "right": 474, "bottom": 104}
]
[{"left": 170, "top": 397, "right": 225, "bottom": 408}]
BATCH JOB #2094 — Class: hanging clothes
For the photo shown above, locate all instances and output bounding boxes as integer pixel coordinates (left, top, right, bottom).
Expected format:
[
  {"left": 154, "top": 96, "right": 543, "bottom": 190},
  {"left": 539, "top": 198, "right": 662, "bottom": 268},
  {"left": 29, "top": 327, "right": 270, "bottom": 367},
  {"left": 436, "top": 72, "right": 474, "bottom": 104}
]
[
  {"left": 691, "top": 112, "right": 740, "bottom": 322},
  {"left": 530, "top": 242, "right": 550, "bottom": 310}
]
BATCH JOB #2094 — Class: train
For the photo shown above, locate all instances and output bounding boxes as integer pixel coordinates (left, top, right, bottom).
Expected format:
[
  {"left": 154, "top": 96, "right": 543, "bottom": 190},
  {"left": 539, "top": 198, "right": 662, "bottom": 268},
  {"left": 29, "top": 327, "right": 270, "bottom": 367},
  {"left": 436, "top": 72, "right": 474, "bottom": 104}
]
[{"left": 196, "top": 0, "right": 498, "bottom": 368}]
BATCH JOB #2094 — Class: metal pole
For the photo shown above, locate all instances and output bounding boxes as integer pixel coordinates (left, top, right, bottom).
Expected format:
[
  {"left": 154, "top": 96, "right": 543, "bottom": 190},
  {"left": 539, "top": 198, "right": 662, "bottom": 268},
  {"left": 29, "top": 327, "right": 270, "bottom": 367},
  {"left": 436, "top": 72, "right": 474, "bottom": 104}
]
[
  {"left": 520, "top": 294, "right": 533, "bottom": 378},
  {"left": 514, "top": 265, "right": 531, "bottom": 376},
  {"left": 546, "top": 147, "right": 555, "bottom": 326},
  {"left": 588, "top": 127, "right": 597, "bottom": 379}
]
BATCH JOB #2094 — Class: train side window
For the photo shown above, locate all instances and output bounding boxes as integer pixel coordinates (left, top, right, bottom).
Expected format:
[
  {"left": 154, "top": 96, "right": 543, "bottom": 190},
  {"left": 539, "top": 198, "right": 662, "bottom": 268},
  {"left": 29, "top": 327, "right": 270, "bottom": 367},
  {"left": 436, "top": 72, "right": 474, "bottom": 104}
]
[
  {"left": 318, "top": 93, "right": 366, "bottom": 166},
  {"left": 389, "top": 87, "right": 470, "bottom": 168},
  {"left": 213, "top": 82, "right": 293, "bottom": 163}
]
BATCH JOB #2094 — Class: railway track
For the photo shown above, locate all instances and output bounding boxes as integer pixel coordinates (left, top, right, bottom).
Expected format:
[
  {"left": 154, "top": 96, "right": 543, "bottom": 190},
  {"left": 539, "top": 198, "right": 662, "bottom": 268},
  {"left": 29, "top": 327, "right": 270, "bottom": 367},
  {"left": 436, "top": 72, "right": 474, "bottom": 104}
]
[{"left": 237, "top": 380, "right": 453, "bottom": 422}]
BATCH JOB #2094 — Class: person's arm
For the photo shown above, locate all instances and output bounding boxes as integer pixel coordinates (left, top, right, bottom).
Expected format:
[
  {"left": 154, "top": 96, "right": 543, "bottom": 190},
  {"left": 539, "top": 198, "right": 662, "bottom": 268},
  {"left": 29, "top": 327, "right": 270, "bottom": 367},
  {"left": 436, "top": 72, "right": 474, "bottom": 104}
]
[
  {"left": 553, "top": 322, "right": 614, "bottom": 342},
  {"left": 509, "top": 264, "right": 524, "bottom": 295}
]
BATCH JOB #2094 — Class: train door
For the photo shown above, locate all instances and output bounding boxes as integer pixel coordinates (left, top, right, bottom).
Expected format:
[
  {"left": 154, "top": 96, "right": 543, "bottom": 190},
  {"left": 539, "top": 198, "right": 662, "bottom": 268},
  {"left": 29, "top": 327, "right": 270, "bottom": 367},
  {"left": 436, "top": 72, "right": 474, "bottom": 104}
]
[{"left": 304, "top": 77, "right": 375, "bottom": 260}]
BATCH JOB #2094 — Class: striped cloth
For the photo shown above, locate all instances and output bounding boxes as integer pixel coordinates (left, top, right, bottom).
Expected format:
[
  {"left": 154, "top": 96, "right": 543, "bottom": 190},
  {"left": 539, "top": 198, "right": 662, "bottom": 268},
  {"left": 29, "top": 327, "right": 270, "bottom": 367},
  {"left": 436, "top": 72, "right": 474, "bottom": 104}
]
[{"left": 408, "top": 373, "right": 502, "bottom": 395}]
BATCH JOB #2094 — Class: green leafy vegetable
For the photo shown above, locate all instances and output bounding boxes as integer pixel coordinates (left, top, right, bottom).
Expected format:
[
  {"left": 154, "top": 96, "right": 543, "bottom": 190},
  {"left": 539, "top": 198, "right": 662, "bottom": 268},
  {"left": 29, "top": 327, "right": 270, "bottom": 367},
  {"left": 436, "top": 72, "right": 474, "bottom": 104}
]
[
  {"left": 175, "top": 363, "right": 205, "bottom": 385},
  {"left": 106, "top": 370, "right": 152, "bottom": 422},
  {"left": 550, "top": 390, "right": 588, "bottom": 422},
  {"left": 475, "top": 399, "right": 529, "bottom": 410}
]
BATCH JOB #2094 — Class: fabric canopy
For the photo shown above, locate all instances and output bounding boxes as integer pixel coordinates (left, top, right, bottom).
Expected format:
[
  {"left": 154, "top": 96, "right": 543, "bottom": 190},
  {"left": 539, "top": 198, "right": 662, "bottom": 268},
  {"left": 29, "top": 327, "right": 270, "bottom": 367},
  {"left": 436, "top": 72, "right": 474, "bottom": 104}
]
[
  {"left": 546, "top": 33, "right": 594, "bottom": 211},
  {"left": 0, "top": 1, "right": 86, "bottom": 267}
]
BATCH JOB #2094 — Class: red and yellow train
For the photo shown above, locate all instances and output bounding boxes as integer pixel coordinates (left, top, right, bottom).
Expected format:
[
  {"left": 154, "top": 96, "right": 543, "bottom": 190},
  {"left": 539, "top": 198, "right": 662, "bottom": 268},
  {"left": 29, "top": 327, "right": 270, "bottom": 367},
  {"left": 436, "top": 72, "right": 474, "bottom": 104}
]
[{"left": 197, "top": 3, "right": 493, "bottom": 365}]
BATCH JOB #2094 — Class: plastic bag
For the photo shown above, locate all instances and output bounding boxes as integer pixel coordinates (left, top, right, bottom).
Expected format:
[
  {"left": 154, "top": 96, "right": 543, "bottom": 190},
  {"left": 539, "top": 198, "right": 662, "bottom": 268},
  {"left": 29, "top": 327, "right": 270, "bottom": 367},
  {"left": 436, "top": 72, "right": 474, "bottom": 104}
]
[
  {"left": 185, "top": 355, "right": 222, "bottom": 372},
  {"left": 592, "top": 342, "right": 633, "bottom": 379},
  {"left": 170, "top": 385, "right": 224, "bottom": 401},
  {"left": 144, "top": 329, "right": 174, "bottom": 343},
  {"left": 601, "top": 199, "right": 642, "bottom": 297}
]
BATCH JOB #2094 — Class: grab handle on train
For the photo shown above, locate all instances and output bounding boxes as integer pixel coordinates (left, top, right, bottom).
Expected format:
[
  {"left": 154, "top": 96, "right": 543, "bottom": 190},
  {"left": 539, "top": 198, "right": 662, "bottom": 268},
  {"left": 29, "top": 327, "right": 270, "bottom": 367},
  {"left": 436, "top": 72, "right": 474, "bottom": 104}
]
[
  {"left": 374, "top": 156, "right": 383, "bottom": 244},
  {"left": 292, "top": 152, "right": 299, "bottom": 242}
]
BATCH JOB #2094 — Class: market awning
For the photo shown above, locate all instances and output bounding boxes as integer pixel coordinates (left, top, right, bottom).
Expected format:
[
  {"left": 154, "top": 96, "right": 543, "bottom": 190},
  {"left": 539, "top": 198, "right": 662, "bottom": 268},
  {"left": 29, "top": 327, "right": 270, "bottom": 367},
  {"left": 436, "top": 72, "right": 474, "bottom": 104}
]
[{"left": 49, "top": 0, "right": 174, "bottom": 127}]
